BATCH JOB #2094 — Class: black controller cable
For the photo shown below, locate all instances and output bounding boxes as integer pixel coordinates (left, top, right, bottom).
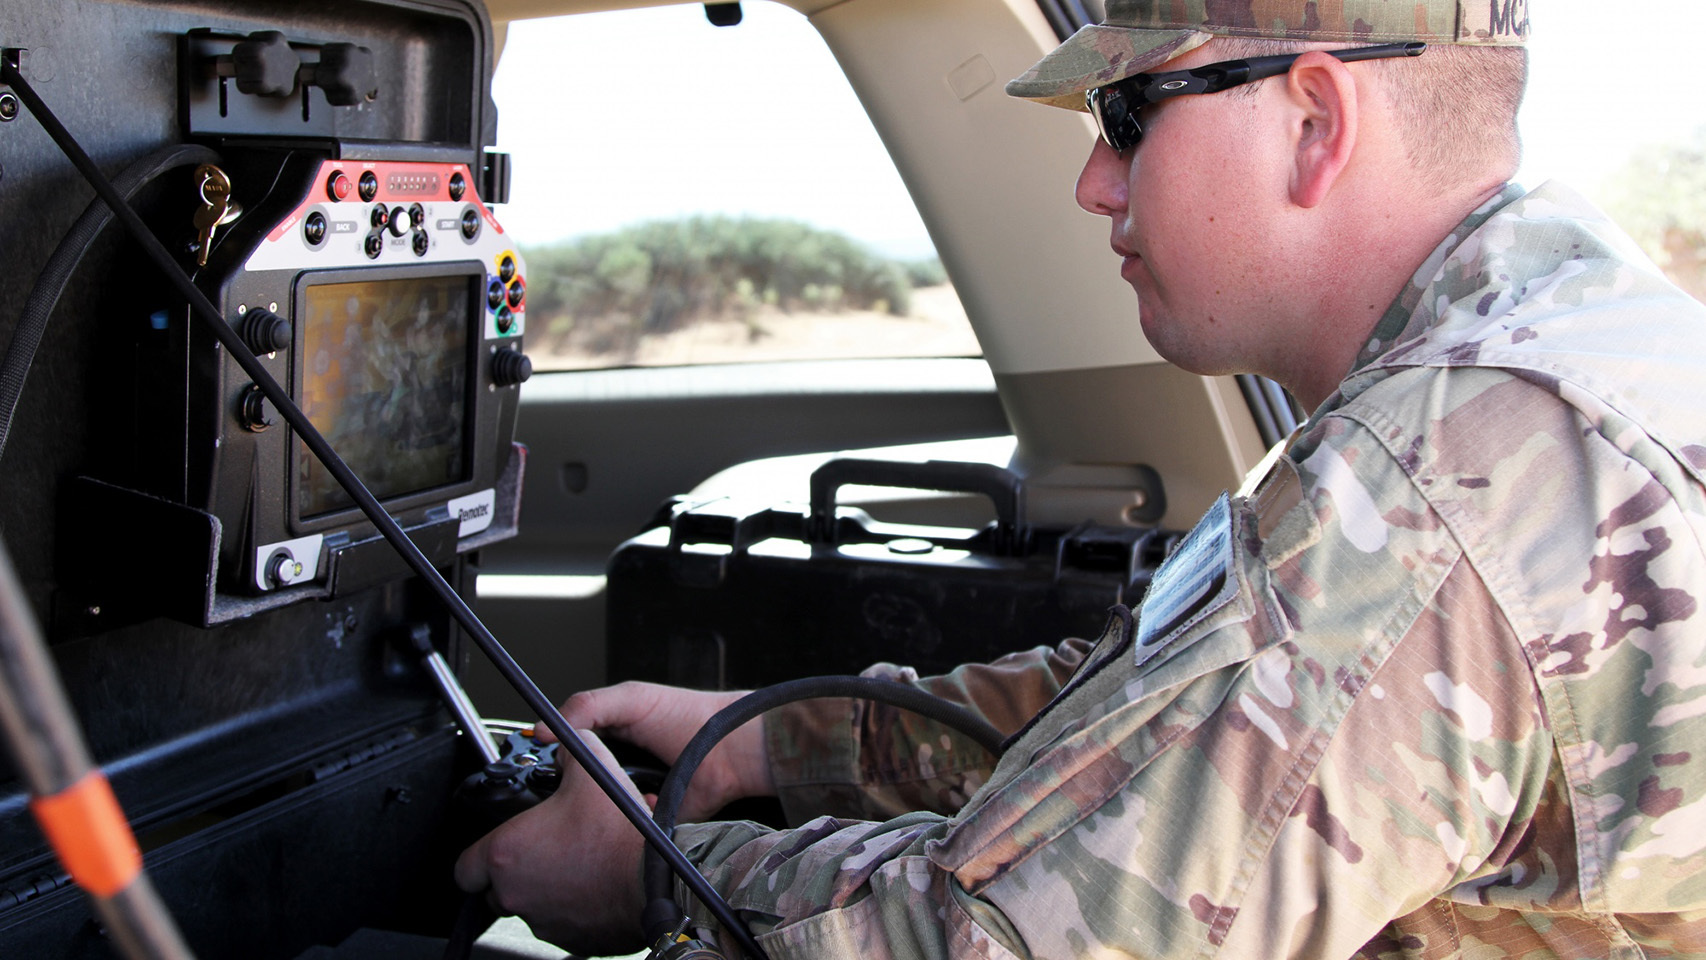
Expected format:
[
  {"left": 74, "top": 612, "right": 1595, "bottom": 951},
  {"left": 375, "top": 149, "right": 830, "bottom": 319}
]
[
  {"left": 0, "top": 60, "right": 772, "bottom": 960},
  {"left": 0, "top": 142, "right": 221, "bottom": 466},
  {"left": 640, "top": 676, "right": 1006, "bottom": 945}
]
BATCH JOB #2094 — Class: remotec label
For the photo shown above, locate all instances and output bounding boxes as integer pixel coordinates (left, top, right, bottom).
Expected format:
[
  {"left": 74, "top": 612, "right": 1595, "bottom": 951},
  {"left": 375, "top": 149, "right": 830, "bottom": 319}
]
[{"left": 447, "top": 488, "right": 497, "bottom": 537}]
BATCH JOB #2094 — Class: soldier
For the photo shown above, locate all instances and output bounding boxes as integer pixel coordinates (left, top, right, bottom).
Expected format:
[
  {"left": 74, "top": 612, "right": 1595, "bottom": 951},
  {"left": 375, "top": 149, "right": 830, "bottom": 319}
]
[{"left": 458, "top": 1, "right": 1706, "bottom": 956}]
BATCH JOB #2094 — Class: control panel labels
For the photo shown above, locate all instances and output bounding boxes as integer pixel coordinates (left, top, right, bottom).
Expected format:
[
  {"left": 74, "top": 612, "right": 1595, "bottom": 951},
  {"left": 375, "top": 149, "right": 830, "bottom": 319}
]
[
  {"left": 448, "top": 488, "right": 497, "bottom": 537},
  {"left": 244, "top": 161, "right": 508, "bottom": 273},
  {"left": 242, "top": 160, "right": 526, "bottom": 342}
]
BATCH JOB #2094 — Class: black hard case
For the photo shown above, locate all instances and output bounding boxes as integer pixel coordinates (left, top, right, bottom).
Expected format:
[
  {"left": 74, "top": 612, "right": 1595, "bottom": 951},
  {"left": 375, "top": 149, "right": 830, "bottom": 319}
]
[{"left": 607, "top": 458, "right": 1177, "bottom": 690}]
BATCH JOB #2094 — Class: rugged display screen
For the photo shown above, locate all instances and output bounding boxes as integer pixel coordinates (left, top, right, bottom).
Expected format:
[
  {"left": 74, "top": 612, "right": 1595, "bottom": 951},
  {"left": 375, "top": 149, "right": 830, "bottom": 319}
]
[{"left": 297, "top": 274, "right": 470, "bottom": 519}]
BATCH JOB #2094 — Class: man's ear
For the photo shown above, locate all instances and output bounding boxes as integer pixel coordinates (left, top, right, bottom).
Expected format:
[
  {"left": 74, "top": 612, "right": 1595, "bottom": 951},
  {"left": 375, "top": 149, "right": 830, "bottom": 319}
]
[{"left": 1283, "top": 51, "right": 1360, "bottom": 209}]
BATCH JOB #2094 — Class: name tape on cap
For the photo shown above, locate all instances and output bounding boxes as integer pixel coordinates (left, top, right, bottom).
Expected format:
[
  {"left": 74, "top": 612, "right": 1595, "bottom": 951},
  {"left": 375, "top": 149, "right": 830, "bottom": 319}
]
[{"left": 1458, "top": 0, "right": 1530, "bottom": 42}]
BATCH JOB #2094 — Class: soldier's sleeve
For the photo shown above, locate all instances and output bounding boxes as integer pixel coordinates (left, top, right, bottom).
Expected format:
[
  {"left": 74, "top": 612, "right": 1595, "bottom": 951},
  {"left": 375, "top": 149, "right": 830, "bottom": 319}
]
[
  {"left": 667, "top": 411, "right": 1568, "bottom": 960},
  {"left": 764, "top": 637, "right": 1094, "bottom": 823}
]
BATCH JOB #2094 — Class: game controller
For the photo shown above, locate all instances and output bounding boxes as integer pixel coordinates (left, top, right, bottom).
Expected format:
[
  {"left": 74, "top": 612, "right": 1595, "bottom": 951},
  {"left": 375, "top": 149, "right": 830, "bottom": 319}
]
[
  {"left": 455, "top": 727, "right": 668, "bottom": 831},
  {"left": 454, "top": 727, "right": 563, "bottom": 829}
]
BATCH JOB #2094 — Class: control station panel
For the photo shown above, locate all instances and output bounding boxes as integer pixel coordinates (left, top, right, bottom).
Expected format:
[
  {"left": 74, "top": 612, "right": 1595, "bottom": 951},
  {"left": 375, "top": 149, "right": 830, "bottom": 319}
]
[
  {"left": 68, "top": 154, "right": 532, "bottom": 626},
  {"left": 246, "top": 159, "right": 527, "bottom": 341}
]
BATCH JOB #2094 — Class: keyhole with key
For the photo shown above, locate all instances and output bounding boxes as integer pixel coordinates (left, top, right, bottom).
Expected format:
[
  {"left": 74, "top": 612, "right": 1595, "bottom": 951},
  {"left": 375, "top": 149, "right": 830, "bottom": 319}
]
[{"left": 192, "top": 164, "right": 239, "bottom": 267}]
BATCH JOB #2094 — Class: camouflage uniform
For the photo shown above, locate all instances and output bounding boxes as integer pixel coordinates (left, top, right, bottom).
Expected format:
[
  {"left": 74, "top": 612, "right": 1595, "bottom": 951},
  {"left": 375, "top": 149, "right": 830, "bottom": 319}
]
[{"left": 668, "top": 182, "right": 1706, "bottom": 958}]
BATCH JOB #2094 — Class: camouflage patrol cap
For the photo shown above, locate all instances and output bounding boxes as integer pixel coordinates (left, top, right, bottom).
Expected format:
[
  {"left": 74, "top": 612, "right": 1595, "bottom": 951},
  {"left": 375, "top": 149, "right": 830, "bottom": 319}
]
[{"left": 1007, "top": 0, "right": 1531, "bottom": 110}]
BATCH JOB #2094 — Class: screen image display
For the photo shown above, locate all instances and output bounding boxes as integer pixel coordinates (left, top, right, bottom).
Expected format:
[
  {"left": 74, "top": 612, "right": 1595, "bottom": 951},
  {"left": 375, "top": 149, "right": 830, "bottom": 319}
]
[{"left": 297, "top": 274, "right": 471, "bottom": 519}]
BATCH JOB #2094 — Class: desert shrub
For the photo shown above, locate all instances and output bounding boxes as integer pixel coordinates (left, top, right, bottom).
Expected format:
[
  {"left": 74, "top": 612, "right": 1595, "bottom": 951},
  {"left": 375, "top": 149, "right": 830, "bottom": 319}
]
[
  {"left": 522, "top": 217, "right": 919, "bottom": 343},
  {"left": 902, "top": 257, "right": 948, "bottom": 288}
]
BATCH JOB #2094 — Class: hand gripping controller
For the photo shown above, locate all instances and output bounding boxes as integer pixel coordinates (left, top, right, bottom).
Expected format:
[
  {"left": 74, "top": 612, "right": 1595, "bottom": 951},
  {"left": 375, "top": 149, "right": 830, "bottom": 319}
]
[
  {"left": 453, "top": 727, "right": 563, "bottom": 830},
  {"left": 450, "top": 726, "right": 707, "bottom": 960},
  {"left": 455, "top": 726, "right": 668, "bottom": 826}
]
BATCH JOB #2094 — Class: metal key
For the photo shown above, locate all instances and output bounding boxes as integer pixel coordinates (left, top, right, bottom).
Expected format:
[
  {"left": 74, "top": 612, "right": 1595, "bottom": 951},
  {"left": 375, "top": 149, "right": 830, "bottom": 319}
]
[{"left": 192, "top": 164, "right": 232, "bottom": 267}]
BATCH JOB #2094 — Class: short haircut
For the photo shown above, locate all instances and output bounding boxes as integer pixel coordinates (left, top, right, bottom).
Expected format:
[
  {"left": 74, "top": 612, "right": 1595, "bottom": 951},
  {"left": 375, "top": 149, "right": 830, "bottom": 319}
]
[{"left": 1207, "top": 38, "right": 1528, "bottom": 190}]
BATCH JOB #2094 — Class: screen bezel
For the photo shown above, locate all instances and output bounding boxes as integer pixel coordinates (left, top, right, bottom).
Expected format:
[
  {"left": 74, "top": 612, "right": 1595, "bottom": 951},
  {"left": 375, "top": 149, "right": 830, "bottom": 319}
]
[{"left": 287, "top": 261, "right": 486, "bottom": 535}]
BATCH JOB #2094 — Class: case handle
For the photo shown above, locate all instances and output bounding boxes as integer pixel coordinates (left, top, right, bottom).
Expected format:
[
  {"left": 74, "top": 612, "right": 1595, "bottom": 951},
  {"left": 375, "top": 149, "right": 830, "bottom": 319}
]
[{"left": 807, "top": 458, "right": 1028, "bottom": 555}]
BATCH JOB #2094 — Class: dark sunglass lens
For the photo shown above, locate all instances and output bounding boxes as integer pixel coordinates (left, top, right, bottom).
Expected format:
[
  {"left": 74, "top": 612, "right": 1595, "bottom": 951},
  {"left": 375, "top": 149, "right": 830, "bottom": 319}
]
[
  {"left": 1087, "top": 87, "right": 1112, "bottom": 146},
  {"left": 1103, "top": 85, "right": 1139, "bottom": 152},
  {"left": 1087, "top": 83, "right": 1142, "bottom": 152}
]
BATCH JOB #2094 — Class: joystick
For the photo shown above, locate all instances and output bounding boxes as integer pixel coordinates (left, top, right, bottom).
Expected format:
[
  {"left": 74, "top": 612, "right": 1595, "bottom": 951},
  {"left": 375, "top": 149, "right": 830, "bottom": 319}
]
[{"left": 454, "top": 727, "right": 562, "bottom": 830}]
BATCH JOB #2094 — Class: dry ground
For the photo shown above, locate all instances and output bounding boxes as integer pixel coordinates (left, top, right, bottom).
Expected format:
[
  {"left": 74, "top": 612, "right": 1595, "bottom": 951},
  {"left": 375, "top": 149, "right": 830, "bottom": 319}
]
[{"left": 531, "top": 284, "right": 978, "bottom": 370}]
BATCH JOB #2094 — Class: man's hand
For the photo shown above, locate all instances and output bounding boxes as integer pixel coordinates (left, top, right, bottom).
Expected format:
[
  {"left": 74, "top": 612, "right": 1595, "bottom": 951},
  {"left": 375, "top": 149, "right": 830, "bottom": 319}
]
[
  {"left": 454, "top": 729, "right": 648, "bottom": 956},
  {"left": 545, "top": 681, "right": 776, "bottom": 822}
]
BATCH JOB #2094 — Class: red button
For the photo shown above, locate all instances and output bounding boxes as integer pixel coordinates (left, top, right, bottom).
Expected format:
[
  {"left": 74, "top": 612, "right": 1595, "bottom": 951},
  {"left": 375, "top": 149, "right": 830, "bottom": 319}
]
[{"left": 327, "top": 171, "right": 353, "bottom": 202}]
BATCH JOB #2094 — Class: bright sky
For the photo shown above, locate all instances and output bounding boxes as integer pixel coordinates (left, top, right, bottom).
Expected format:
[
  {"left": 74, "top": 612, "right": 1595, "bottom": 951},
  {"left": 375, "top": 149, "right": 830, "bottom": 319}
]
[
  {"left": 491, "top": 2, "right": 932, "bottom": 257},
  {"left": 491, "top": 0, "right": 1706, "bottom": 259},
  {"left": 1517, "top": 0, "right": 1706, "bottom": 191}
]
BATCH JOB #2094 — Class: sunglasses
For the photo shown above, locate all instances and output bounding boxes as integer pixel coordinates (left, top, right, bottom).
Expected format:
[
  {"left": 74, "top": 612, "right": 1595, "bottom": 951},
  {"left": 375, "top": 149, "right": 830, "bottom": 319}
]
[{"left": 1086, "top": 41, "right": 1426, "bottom": 153}]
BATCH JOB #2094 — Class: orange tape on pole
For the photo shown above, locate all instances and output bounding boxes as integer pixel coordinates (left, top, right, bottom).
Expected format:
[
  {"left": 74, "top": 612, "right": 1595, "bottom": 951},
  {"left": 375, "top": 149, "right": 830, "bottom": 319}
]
[{"left": 28, "top": 771, "right": 142, "bottom": 898}]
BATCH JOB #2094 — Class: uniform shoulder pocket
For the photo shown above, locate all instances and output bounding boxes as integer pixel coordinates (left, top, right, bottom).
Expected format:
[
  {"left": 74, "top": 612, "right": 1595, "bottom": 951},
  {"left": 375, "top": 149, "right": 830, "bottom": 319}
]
[{"left": 1131, "top": 492, "right": 1293, "bottom": 692}]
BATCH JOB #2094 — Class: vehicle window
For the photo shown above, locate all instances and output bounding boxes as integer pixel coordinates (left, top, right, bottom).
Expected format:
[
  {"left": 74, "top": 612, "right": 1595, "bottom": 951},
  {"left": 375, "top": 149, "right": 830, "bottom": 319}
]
[
  {"left": 1517, "top": 0, "right": 1706, "bottom": 304},
  {"left": 491, "top": 3, "right": 978, "bottom": 371}
]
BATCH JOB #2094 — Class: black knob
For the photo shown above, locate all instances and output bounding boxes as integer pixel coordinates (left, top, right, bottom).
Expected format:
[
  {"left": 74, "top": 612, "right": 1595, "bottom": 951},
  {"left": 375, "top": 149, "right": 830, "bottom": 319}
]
[
  {"left": 364, "top": 232, "right": 383, "bottom": 259},
  {"left": 302, "top": 210, "right": 327, "bottom": 247},
  {"left": 358, "top": 170, "right": 378, "bottom": 202},
  {"left": 491, "top": 347, "right": 531, "bottom": 386},
  {"left": 411, "top": 231, "right": 429, "bottom": 257},
  {"left": 498, "top": 254, "right": 516, "bottom": 284},
  {"left": 240, "top": 308, "right": 292, "bottom": 355},
  {"left": 455, "top": 760, "right": 543, "bottom": 832},
  {"left": 460, "top": 207, "right": 481, "bottom": 240},
  {"left": 231, "top": 31, "right": 300, "bottom": 98},
  {"left": 448, "top": 171, "right": 467, "bottom": 201},
  {"left": 239, "top": 383, "right": 275, "bottom": 432},
  {"left": 506, "top": 277, "right": 525, "bottom": 309},
  {"left": 486, "top": 278, "right": 505, "bottom": 310},
  {"left": 310, "top": 43, "right": 376, "bottom": 106},
  {"left": 525, "top": 764, "right": 562, "bottom": 796}
]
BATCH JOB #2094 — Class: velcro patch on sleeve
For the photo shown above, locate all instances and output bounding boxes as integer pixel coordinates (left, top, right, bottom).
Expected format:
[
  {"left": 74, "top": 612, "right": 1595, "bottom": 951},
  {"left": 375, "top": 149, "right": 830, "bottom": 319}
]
[{"left": 1137, "top": 493, "right": 1239, "bottom": 660}]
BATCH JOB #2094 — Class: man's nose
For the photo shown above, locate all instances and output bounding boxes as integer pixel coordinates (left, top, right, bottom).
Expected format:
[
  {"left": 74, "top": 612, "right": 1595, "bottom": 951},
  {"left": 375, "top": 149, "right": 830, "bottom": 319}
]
[{"left": 1075, "top": 139, "right": 1129, "bottom": 217}]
